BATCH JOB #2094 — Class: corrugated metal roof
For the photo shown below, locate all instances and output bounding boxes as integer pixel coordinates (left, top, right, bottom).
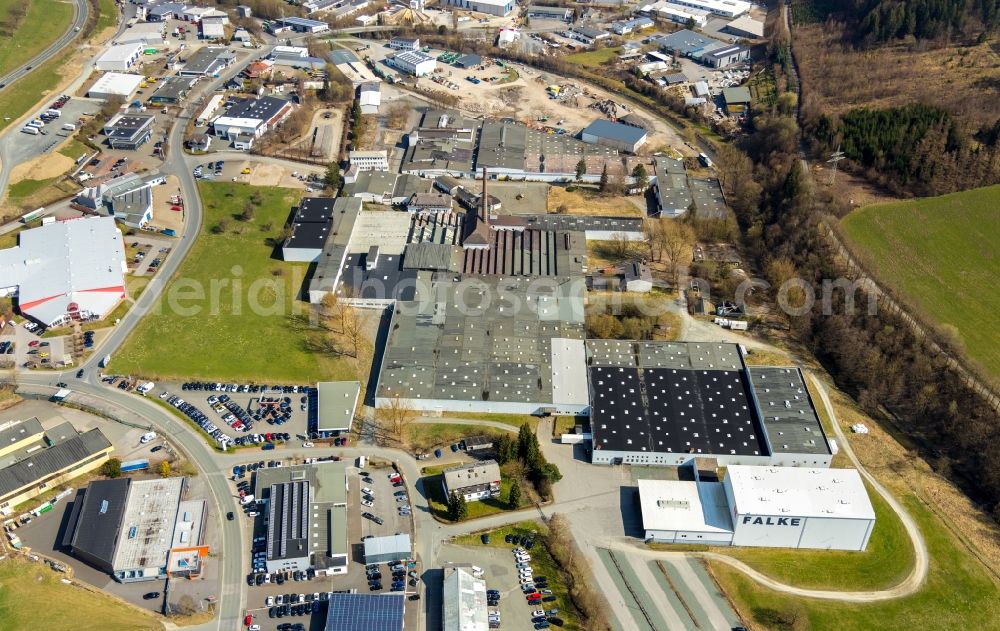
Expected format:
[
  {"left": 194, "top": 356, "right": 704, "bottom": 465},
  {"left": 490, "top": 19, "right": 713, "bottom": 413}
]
[{"left": 0, "top": 427, "right": 112, "bottom": 500}]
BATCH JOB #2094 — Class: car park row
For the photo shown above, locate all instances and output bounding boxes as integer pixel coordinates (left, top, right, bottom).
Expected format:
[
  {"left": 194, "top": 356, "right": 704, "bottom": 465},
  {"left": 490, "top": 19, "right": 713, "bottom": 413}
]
[{"left": 495, "top": 534, "right": 563, "bottom": 629}]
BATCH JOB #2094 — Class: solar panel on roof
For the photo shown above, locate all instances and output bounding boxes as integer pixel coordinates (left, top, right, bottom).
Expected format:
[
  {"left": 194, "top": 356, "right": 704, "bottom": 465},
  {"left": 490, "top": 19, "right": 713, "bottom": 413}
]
[{"left": 324, "top": 593, "right": 404, "bottom": 631}]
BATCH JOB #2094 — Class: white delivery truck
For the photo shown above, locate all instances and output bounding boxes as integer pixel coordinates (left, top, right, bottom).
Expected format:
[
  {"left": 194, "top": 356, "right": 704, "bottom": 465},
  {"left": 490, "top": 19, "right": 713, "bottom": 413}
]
[
  {"left": 140, "top": 432, "right": 157, "bottom": 444},
  {"left": 137, "top": 381, "right": 156, "bottom": 395},
  {"left": 101, "top": 354, "right": 112, "bottom": 368},
  {"left": 61, "top": 123, "right": 76, "bottom": 131},
  {"left": 21, "top": 127, "right": 39, "bottom": 135}
]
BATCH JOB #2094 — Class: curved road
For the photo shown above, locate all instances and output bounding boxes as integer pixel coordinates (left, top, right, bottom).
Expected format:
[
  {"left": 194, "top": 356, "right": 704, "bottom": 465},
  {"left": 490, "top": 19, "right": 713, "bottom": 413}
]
[{"left": 0, "top": 0, "right": 89, "bottom": 93}]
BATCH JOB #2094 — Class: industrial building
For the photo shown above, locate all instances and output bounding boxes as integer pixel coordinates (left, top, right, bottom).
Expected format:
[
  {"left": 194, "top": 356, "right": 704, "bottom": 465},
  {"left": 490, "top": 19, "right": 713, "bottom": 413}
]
[
  {"left": 148, "top": 76, "right": 197, "bottom": 105},
  {"left": 654, "top": 29, "right": 749, "bottom": 68},
  {"left": 374, "top": 274, "right": 589, "bottom": 415},
  {"left": 0, "top": 421, "right": 112, "bottom": 514},
  {"left": 114, "top": 21, "right": 167, "bottom": 48},
  {"left": 525, "top": 5, "right": 573, "bottom": 21},
  {"left": 443, "top": 564, "right": 489, "bottom": 631},
  {"left": 665, "top": 0, "right": 750, "bottom": 17},
  {"left": 387, "top": 50, "right": 436, "bottom": 77},
  {"left": 638, "top": 464, "right": 876, "bottom": 550},
  {"left": 253, "top": 461, "right": 349, "bottom": 575},
  {"left": 87, "top": 73, "right": 144, "bottom": 100},
  {"left": 64, "top": 477, "right": 207, "bottom": 581},
  {"left": 74, "top": 172, "right": 163, "bottom": 228},
  {"left": 95, "top": 43, "right": 144, "bottom": 72},
  {"left": 588, "top": 341, "right": 833, "bottom": 468},
  {"left": 580, "top": 119, "right": 648, "bottom": 153},
  {"left": 0, "top": 217, "right": 127, "bottom": 327},
  {"left": 272, "top": 16, "right": 330, "bottom": 33},
  {"left": 442, "top": 460, "right": 501, "bottom": 502},
  {"left": 652, "top": 157, "right": 692, "bottom": 217},
  {"left": 349, "top": 150, "right": 389, "bottom": 172},
  {"left": 358, "top": 82, "right": 381, "bottom": 114},
  {"left": 642, "top": 1, "right": 709, "bottom": 27},
  {"left": 178, "top": 45, "right": 233, "bottom": 77},
  {"left": 103, "top": 113, "right": 155, "bottom": 150},
  {"left": 282, "top": 197, "right": 337, "bottom": 262},
  {"left": 314, "top": 381, "right": 361, "bottom": 433},
  {"left": 324, "top": 593, "right": 404, "bottom": 631},
  {"left": 212, "top": 96, "right": 294, "bottom": 149},
  {"left": 363, "top": 533, "right": 412, "bottom": 564},
  {"left": 440, "top": 0, "right": 514, "bottom": 16}
]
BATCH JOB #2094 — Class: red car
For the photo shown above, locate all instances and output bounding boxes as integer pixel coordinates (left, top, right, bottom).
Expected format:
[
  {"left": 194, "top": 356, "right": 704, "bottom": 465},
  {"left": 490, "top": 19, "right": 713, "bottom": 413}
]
[
  {"left": 28, "top": 340, "right": 40, "bottom": 347},
  {"left": 244, "top": 614, "right": 252, "bottom": 626}
]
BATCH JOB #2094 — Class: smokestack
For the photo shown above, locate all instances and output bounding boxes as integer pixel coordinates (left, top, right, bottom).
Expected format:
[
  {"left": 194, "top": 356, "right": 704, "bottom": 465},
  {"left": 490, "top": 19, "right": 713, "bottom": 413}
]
[{"left": 481, "top": 166, "right": 488, "bottom": 221}]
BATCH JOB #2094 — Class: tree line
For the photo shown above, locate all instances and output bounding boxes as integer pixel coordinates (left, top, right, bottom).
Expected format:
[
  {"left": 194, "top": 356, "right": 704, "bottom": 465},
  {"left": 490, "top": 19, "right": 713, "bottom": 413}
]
[
  {"left": 717, "top": 68, "right": 1000, "bottom": 524},
  {"left": 804, "top": 103, "right": 1000, "bottom": 196},
  {"left": 493, "top": 423, "right": 562, "bottom": 501},
  {"left": 799, "top": 0, "right": 998, "bottom": 44}
]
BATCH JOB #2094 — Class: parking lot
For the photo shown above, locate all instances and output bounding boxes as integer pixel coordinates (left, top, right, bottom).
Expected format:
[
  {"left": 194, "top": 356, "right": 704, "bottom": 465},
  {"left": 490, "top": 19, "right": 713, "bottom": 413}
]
[
  {"left": 154, "top": 382, "right": 319, "bottom": 449},
  {"left": 9, "top": 97, "right": 100, "bottom": 168},
  {"left": 440, "top": 539, "right": 566, "bottom": 630},
  {"left": 239, "top": 463, "right": 421, "bottom": 631}
]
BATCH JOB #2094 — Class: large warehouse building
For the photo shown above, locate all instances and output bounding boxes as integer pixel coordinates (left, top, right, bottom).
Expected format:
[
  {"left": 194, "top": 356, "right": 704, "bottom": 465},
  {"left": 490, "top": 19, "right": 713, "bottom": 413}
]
[
  {"left": 588, "top": 341, "right": 832, "bottom": 468},
  {"left": 64, "top": 477, "right": 208, "bottom": 582},
  {"left": 253, "top": 461, "right": 349, "bottom": 575},
  {"left": 0, "top": 217, "right": 127, "bottom": 327},
  {"left": 638, "top": 465, "right": 876, "bottom": 550}
]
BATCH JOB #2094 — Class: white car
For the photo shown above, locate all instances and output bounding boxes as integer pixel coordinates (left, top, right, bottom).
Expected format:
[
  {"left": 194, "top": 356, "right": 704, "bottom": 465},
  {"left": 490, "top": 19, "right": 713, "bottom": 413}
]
[
  {"left": 519, "top": 576, "right": 534, "bottom": 585},
  {"left": 362, "top": 499, "right": 374, "bottom": 508},
  {"left": 266, "top": 596, "right": 274, "bottom": 607},
  {"left": 275, "top": 595, "right": 284, "bottom": 605},
  {"left": 302, "top": 441, "right": 314, "bottom": 448},
  {"left": 531, "top": 609, "right": 545, "bottom": 617},
  {"left": 362, "top": 487, "right": 374, "bottom": 496},
  {"left": 249, "top": 626, "right": 260, "bottom": 631}
]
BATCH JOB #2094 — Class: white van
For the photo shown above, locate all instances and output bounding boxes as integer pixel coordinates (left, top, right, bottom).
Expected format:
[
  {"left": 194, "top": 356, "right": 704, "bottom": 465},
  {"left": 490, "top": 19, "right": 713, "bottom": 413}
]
[
  {"left": 137, "top": 381, "right": 155, "bottom": 395},
  {"left": 62, "top": 123, "right": 76, "bottom": 131},
  {"left": 139, "top": 432, "right": 157, "bottom": 444},
  {"left": 21, "top": 127, "right": 39, "bottom": 135},
  {"left": 26, "top": 120, "right": 43, "bottom": 128},
  {"left": 240, "top": 494, "right": 256, "bottom": 505}
]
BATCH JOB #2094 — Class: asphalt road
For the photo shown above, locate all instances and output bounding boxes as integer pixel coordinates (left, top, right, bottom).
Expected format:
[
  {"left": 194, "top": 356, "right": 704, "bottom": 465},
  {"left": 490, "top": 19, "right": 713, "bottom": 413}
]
[{"left": 0, "top": 0, "right": 89, "bottom": 93}]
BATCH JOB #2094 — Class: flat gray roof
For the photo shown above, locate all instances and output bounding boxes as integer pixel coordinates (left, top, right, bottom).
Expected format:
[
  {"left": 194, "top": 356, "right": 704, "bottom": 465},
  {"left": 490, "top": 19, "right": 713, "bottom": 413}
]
[
  {"left": 316, "top": 381, "right": 360, "bottom": 432},
  {"left": 0, "top": 427, "right": 111, "bottom": 500},
  {"left": 748, "top": 367, "right": 830, "bottom": 456},
  {"left": 377, "top": 276, "right": 585, "bottom": 405},
  {"left": 587, "top": 340, "right": 746, "bottom": 370},
  {"left": 111, "top": 477, "right": 184, "bottom": 573}
]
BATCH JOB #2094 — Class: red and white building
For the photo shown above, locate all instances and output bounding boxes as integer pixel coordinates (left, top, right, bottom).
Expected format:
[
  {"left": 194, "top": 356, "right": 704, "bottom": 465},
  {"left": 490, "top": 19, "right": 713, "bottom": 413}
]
[{"left": 0, "top": 217, "right": 127, "bottom": 327}]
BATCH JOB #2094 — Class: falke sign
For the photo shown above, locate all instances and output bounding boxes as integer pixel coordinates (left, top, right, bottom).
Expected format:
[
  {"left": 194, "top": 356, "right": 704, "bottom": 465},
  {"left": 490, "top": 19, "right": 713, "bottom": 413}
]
[{"left": 742, "top": 515, "right": 802, "bottom": 527}]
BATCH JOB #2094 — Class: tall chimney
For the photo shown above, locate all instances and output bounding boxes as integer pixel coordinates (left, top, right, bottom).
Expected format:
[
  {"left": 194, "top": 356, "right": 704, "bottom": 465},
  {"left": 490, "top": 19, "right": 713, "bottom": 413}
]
[{"left": 481, "top": 166, "right": 489, "bottom": 221}]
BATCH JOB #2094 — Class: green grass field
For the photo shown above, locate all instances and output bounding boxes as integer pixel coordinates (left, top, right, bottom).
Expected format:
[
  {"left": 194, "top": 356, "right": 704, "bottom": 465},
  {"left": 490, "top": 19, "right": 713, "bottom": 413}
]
[
  {"left": 0, "top": 0, "right": 73, "bottom": 77},
  {"left": 564, "top": 46, "right": 622, "bottom": 68},
  {"left": 720, "top": 482, "right": 914, "bottom": 590},
  {"left": 712, "top": 494, "right": 1000, "bottom": 631},
  {"left": 840, "top": 185, "right": 1000, "bottom": 381},
  {"left": 0, "top": 557, "right": 160, "bottom": 630},
  {"left": 95, "top": 0, "right": 118, "bottom": 31},
  {"left": 111, "top": 182, "right": 356, "bottom": 383},
  {"left": 0, "top": 52, "right": 65, "bottom": 133}
]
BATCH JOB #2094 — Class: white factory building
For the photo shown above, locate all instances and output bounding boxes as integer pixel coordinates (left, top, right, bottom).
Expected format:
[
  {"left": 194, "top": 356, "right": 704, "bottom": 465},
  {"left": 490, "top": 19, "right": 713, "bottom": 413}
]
[
  {"left": 441, "top": 0, "right": 514, "bottom": 16},
  {"left": 387, "top": 50, "right": 436, "bottom": 77},
  {"left": 0, "top": 217, "right": 127, "bottom": 327},
  {"left": 667, "top": 0, "right": 750, "bottom": 17},
  {"left": 358, "top": 81, "right": 381, "bottom": 115},
  {"left": 87, "top": 73, "right": 145, "bottom": 100},
  {"left": 638, "top": 465, "right": 877, "bottom": 551},
  {"left": 95, "top": 43, "right": 144, "bottom": 72}
]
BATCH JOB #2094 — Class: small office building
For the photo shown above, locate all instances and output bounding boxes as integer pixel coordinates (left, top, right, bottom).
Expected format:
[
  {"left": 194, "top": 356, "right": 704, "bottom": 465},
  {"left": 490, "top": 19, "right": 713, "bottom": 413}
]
[
  {"left": 388, "top": 37, "right": 420, "bottom": 52},
  {"left": 315, "top": 381, "right": 361, "bottom": 433},
  {"left": 441, "top": 460, "right": 501, "bottom": 502},
  {"left": 104, "top": 114, "right": 155, "bottom": 150}
]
